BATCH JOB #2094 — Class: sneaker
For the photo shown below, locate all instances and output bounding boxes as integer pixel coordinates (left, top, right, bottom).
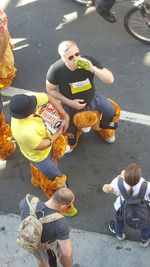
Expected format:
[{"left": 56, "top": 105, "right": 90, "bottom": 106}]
[
  {"left": 105, "top": 135, "right": 115, "bottom": 144},
  {"left": 65, "top": 145, "right": 73, "bottom": 154},
  {"left": 140, "top": 239, "right": 150, "bottom": 248},
  {"left": 73, "top": 0, "right": 92, "bottom": 5},
  {"left": 109, "top": 220, "right": 126, "bottom": 241},
  {"left": 100, "top": 11, "right": 117, "bottom": 23},
  {"left": 81, "top": 126, "right": 91, "bottom": 133},
  {"left": 68, "top": 133, "right": 77, "bottom": 146},
  {"left": 86, "top": 0, "right": 95, "bottom": 6}
]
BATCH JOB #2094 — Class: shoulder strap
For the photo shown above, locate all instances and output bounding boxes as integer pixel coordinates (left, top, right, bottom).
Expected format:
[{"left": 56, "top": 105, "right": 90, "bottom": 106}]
[
  {"left": 118, "top": 178, "right": 129, "bottom": 199},
  {"left": 26, "top": 194, "right": 40, "bottom": 217},
  {"left": 138, "top": 181, "right": 148, "bottom": 199},
  {"left": 39, "top": 212, "right": 64, "bottom": 224},
  {"left": 26, "top": 195, "right": 64, "bottom": 222}
]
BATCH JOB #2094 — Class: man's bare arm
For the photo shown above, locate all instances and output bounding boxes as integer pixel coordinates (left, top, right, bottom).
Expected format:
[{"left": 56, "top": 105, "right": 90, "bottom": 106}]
[
  {"left": 77, "top": 57, "right": 114, "bottom": 84},
  {"left": 34, "top": 128, "right": 63, "bottom": 150},
  {"left": 58, "top": 239, "right": 73, "bottom": 267},
  {"left": 46, "top": 81, "right": 72, "bottom": 106},
  {"left": 46, "top": 80, "right": 86, "bottom": 110},
  {"left": 92, "top": 67, "right": 114, "bottom": 84}
]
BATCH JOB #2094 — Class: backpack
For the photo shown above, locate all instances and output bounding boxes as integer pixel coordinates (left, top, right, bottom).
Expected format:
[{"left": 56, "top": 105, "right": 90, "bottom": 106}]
[
  {"left": 16, "top": 194, "right": 64, "bottom": 253},
  {"left": 118, "top": 178, "right": 150, "bottom": 230}
]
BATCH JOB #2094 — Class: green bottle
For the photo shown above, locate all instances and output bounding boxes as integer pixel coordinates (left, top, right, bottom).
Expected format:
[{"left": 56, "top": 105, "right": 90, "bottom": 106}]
[{"left": 76, "top": 59, "right": 90, "bottom": 70}]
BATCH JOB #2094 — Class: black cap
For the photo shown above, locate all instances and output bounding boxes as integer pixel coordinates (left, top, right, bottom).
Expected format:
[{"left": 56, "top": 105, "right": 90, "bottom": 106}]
[{"left": 10, "top": 94, "right": 37, "bottom": 119}]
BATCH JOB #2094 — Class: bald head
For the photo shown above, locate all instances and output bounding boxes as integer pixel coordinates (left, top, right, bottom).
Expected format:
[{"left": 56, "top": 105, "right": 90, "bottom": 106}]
[
  {"left": 52, "top": 188, "right": 75, "bottom": 206},
  {"left": 58, "top": 40, "right": 78, "bottom": 57}
]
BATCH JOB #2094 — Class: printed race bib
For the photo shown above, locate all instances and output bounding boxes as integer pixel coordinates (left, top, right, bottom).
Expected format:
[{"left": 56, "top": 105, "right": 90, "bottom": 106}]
[
  {"left": 37, "top": 103, "right": 63, "bottom": 134},
  {"left": 70, "top": 78, "right": 91, "bottom": 94}
]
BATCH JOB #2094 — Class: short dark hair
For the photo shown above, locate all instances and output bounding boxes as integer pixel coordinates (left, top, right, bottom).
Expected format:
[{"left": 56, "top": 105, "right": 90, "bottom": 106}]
[{"left": 52, "top": 188, "right": 74, "bottom": 206}]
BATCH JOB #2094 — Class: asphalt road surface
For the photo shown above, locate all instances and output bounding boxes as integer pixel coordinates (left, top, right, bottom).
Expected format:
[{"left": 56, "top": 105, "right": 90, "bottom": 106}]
[{"left": 1, "top": 0, "right": 150, "bottom": 241}]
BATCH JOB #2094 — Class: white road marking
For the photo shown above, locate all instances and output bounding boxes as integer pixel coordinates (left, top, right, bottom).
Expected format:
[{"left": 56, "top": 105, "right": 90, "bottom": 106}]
[
  {"left": 0, "top": 0, "right": 11, "bottom": 9},
  {"left": 121, "top": 111, "right": 150, "bottom": 126},
  {"left": 1, "top": 86, "right": 30, "bottom": 96},
  {"left": 1, "top": 86, "right": 150, "bottom": 126}
]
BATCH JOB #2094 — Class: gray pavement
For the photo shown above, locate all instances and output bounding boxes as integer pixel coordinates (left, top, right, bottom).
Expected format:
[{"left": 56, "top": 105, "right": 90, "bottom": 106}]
[
  {"left": 0, "top": 213, "right": 150, "bottom": 267},
  {"left": 1, "top": 86, "right": 150, "bottom": 241},
  {"left": 1, "top": 87, "right": 150, "bottom": 267}
]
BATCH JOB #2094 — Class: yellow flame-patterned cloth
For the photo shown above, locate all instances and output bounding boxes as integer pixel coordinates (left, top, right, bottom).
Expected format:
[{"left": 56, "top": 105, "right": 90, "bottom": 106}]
[
  {"left": 0, "top": 8, "right": 16, "bottom": 89},
  {"left": 0, "top": 113, "right": 16, "bottom": 160}
]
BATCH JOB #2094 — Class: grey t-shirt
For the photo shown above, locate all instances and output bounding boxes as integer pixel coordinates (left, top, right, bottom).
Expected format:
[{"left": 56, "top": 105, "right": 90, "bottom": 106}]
[
  {"left": 46, "top": 55, "right": 103, "bottom": 106},
  {"left": 19, "top": 196, "right": 70, "bottom": 243}
]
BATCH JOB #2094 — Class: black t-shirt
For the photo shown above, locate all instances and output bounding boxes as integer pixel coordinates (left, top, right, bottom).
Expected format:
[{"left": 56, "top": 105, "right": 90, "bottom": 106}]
[
  {"left": 19, "top": 196, "right": 70, "bottom": 243},
  {"left": 46, "top": 55, "right": 103, "bottom": 106}
]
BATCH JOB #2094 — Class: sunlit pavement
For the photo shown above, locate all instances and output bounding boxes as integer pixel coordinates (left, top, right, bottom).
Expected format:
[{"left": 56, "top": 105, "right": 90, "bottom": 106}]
[{"left": 1, "top": 214, "right": 150, "bottom": 267}]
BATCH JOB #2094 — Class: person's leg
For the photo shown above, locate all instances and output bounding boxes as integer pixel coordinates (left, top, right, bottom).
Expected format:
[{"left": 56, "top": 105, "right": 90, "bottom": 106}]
[
  {"left": 96, "top": 0, "right": 116, "bottom": 14},
  {"left": 31, "top": 152, "right": 62, "bottom": 180},
  {"left": 109, "top": 209, "right": 126, "bottom": 241},
  {"left": 63, "top": 105, "right": 78, "bottom": 146},
  {"left": 37, "top": 260, "right": 49, "bottom": 267},
  {"left": 87, "top": 92, "right": 117, "bottom": 130},
  {"left": 48, "top": 241, "right": 78, "bottom": 267},
  {"left": 96, "top": 0, "right": 117, "bottom": 23},
  {"left": 115, "top": 217, "right": 125, "bottom": 236},
  {"left": 67, "top": 122, "right": 78, "bottom": 146},
  {"left": 34, "top": 249, "right": 49, "bottom": 267},
  {"left": 140, "top": 225, "right": 150, "bottom": 247},
  {"left": 31, "top": 159, "right": 77, "bottom": 216}
]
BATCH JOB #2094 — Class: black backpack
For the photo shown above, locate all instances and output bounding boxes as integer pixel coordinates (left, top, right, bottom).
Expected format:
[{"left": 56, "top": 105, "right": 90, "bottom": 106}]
[{"left": 118, "top": 178, "right": 150, "bottom": 230}]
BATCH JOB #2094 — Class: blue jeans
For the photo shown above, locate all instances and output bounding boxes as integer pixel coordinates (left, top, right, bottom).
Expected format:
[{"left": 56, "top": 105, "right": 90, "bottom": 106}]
[
  {"left": 31, "top": 151, "right": 62, "bottom": 181},
  {"left": 63, "top": 91, "right": 115, "bottom": 145},
  {"left": 114, "top": 209, "right": 150, "bottom": 241},
  {"left": 85, "top": 92, "right": 115, "bottom": 128}
]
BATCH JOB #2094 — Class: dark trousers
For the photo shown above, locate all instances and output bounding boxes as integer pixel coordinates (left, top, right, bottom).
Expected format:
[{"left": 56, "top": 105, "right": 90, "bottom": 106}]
[
  {"left": 96, "top": 0, "right": 116, "bottom": 14},
  {"left": 115, "top": 209, "right": 150, "bottom": 241}
]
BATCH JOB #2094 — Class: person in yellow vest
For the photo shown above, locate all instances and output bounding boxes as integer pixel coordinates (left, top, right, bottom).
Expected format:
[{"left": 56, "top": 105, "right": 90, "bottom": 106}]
[{"left": 0, "top": 8, "right": 16, "bottom": 89}]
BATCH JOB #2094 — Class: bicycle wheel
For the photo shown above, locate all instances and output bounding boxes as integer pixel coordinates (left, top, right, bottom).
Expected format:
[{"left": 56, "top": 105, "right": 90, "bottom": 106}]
[{"left": 124, "top": 5, "right": 150, "bottom": 44}]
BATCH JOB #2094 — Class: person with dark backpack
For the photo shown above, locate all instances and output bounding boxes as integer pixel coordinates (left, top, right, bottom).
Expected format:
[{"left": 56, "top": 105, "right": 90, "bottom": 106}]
[{"left": 102, "top": 163, "right": 150, "bottom": 247}]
